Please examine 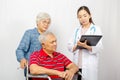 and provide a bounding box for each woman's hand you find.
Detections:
[72,40,87,52]
[20,58,27,69]
[73,40,92,52]
[77,40,92,51]
[77,40,87,47]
